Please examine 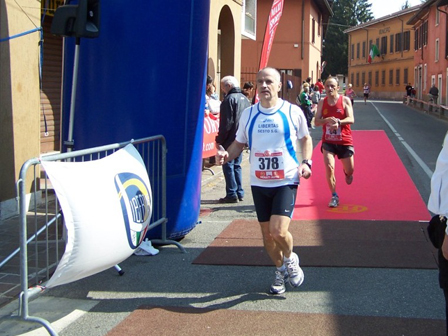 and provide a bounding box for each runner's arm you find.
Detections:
[216,140,246,165]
